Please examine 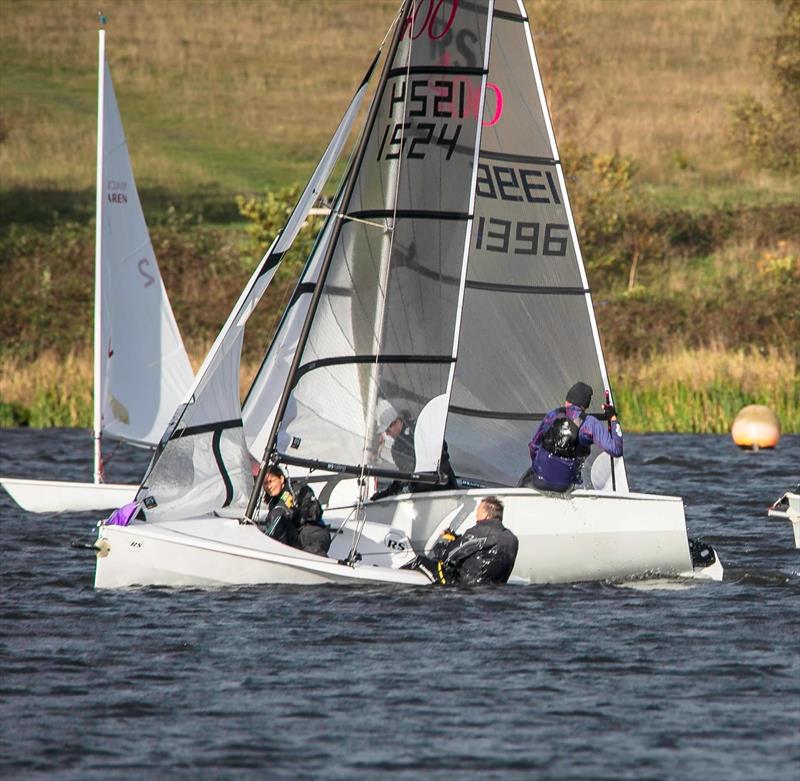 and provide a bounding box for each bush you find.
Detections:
[236,186,326,282]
